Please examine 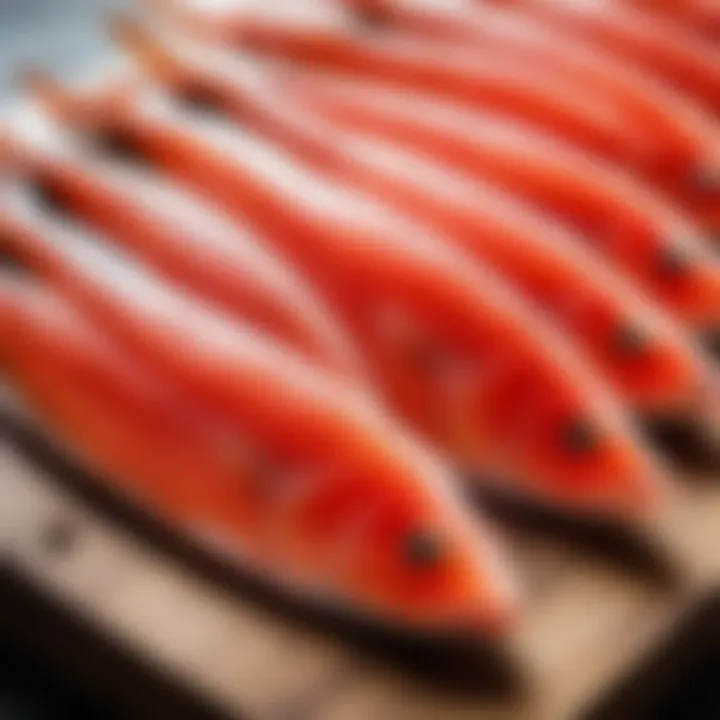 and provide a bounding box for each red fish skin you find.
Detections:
[150,0,639,162]
[1,273,518,635]
[26,73,678,520]
[148,4,716,215]
[2,139,365,382]
[482,0,720,113]
[113,25,713,420]
[265,70,720,333]
[337,0,720,210]
[638,1,720,42]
